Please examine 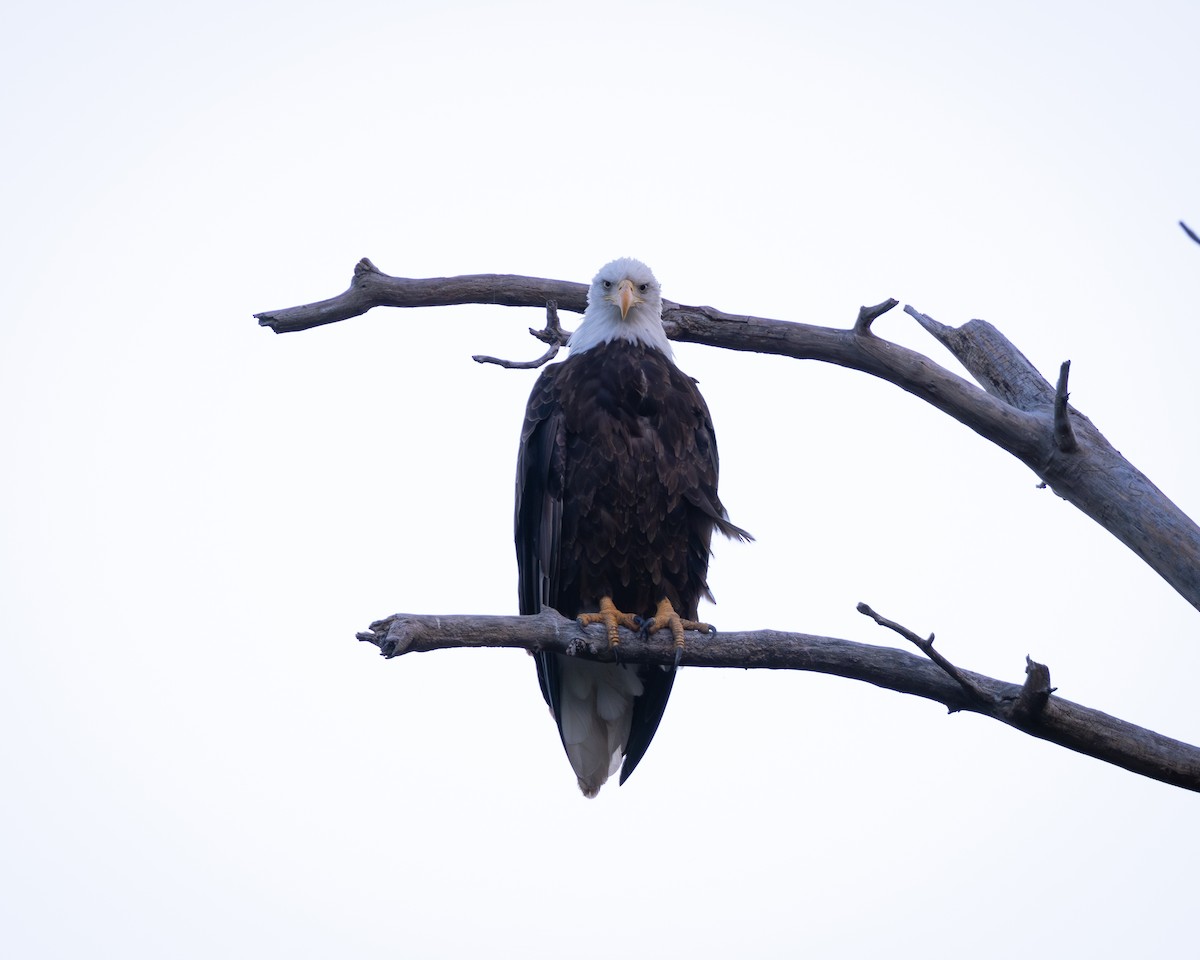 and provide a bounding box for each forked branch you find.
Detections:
[472,300,570,369]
